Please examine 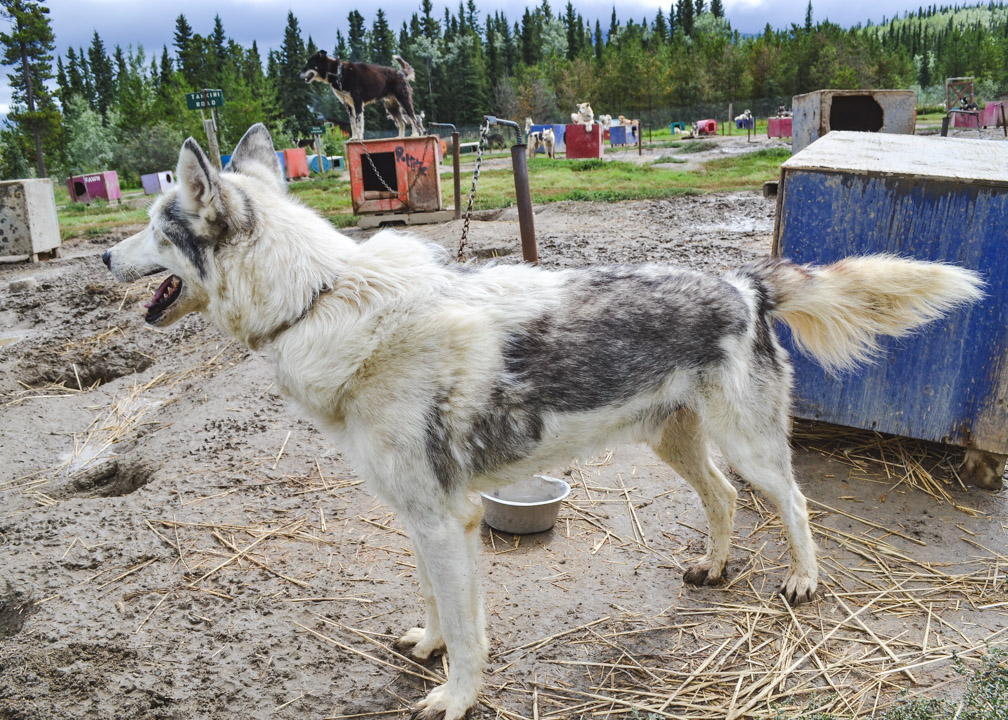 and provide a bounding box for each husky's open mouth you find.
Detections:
[145,274,182,323]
